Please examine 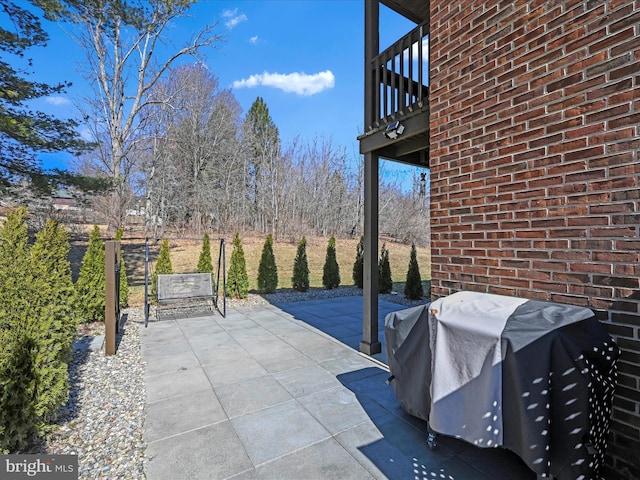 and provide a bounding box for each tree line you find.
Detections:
[82,64,430,246]
[1,1,429,247]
